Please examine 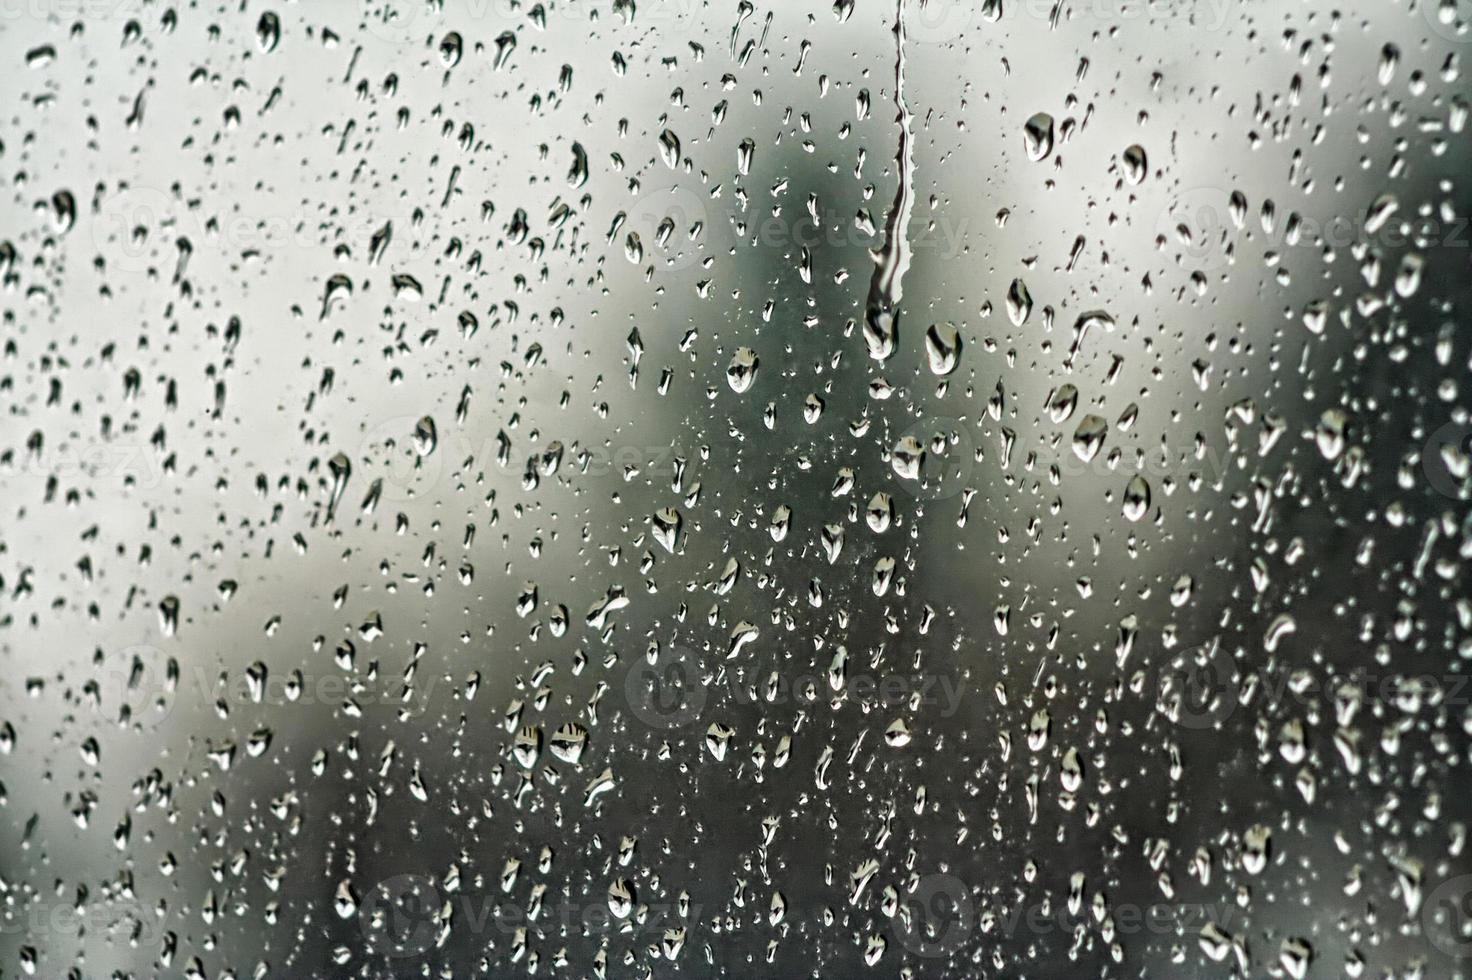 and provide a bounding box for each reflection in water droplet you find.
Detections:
[1023,112,1055,161]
